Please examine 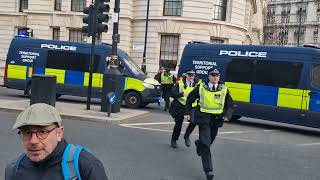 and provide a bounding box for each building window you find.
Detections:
[317,14,320,22]
[163,0,182,16]
[159,35,179,70]
[55,0,62,11]
[69,29,84,42]
[71,0,86,12]
[19,0,28,12]
[52,27,60,40]
[212,0,227,21]
[210,37,225,44]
